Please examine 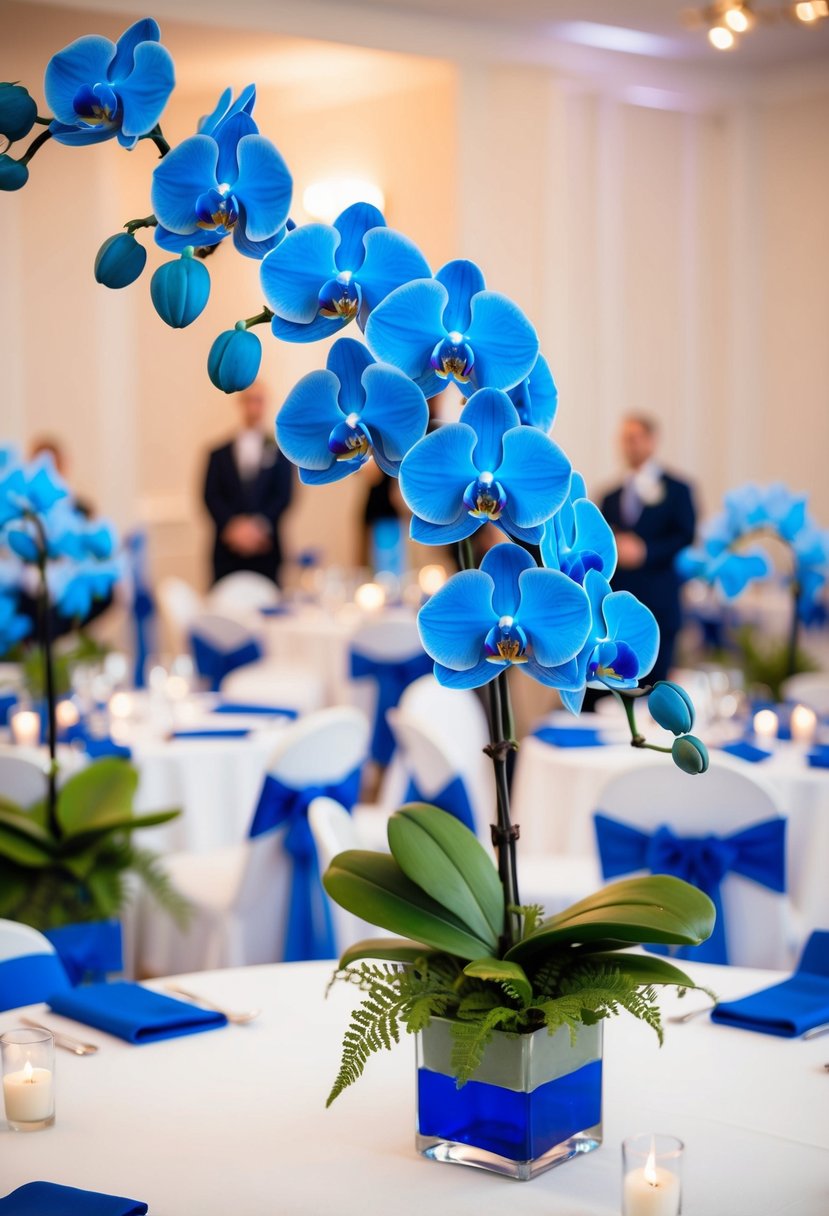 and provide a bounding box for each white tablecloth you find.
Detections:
[1,961,826,1214]
[511,724,829,931]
